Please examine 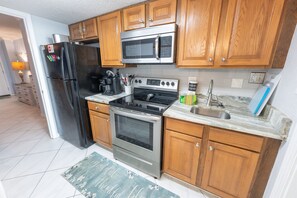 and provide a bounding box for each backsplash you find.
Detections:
[118,65,282,98]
